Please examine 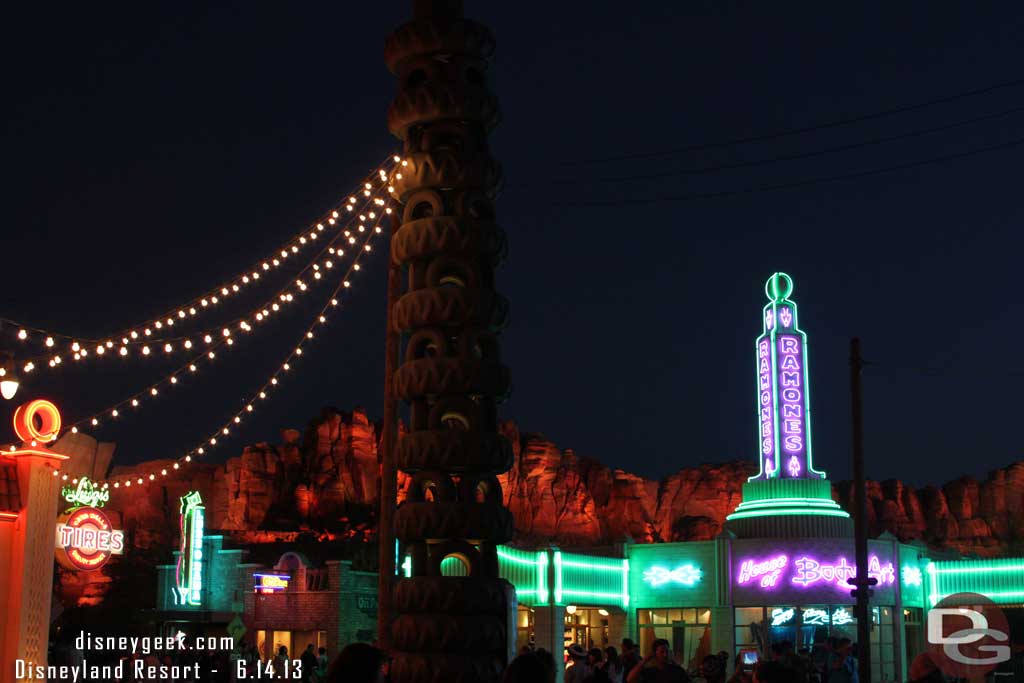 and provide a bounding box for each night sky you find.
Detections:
[2,3,1022,487]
